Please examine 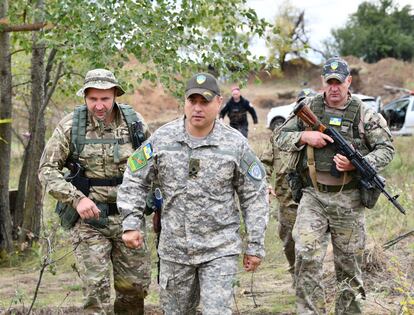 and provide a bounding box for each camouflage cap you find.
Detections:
[76,68,125,97]
[185,73,220,102]
[322,57,350,83]
[296,88,316,102]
